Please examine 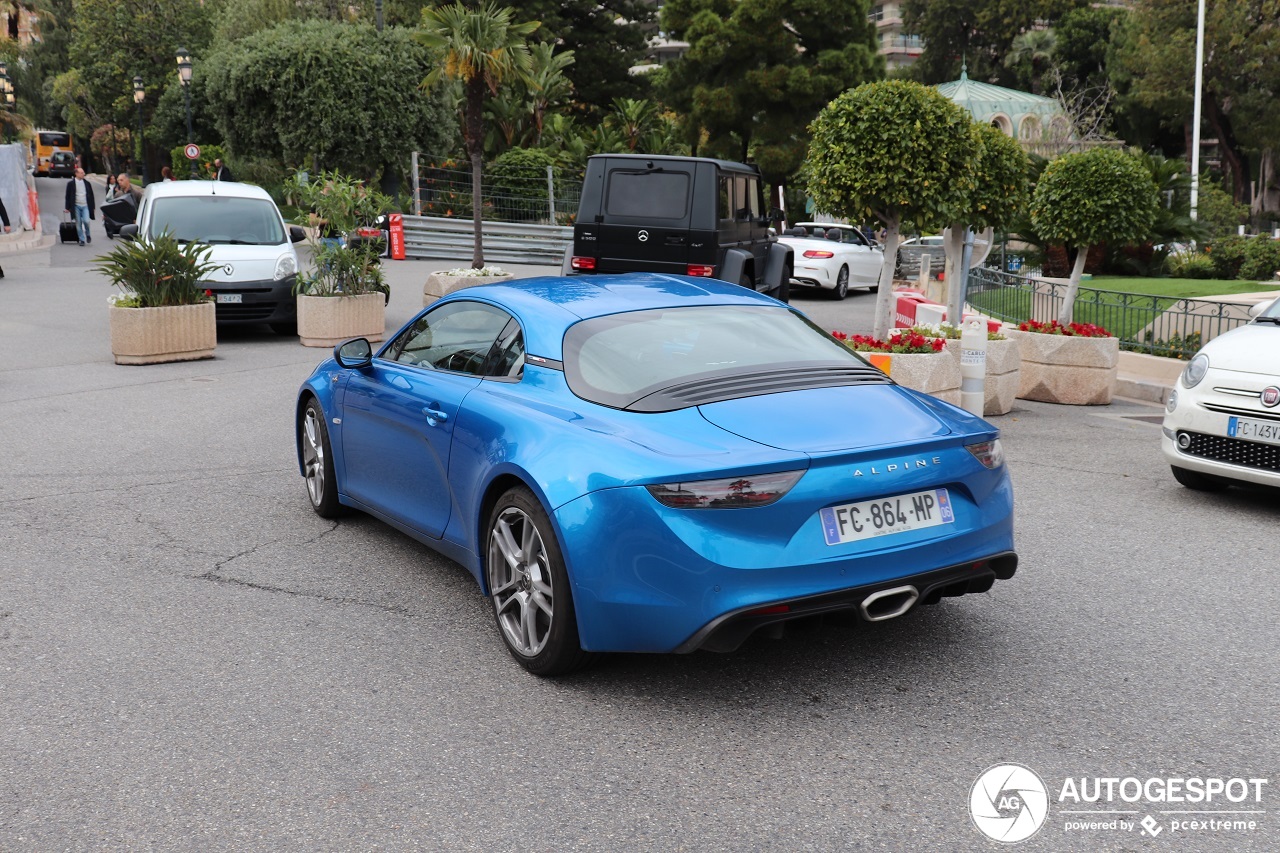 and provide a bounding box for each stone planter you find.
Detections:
[297,293,386,348]
[865,350,962,406]
[423,270,514,306]
[109,302,216,365]
[944,337,1022,416]
[1007,329,1119,405]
